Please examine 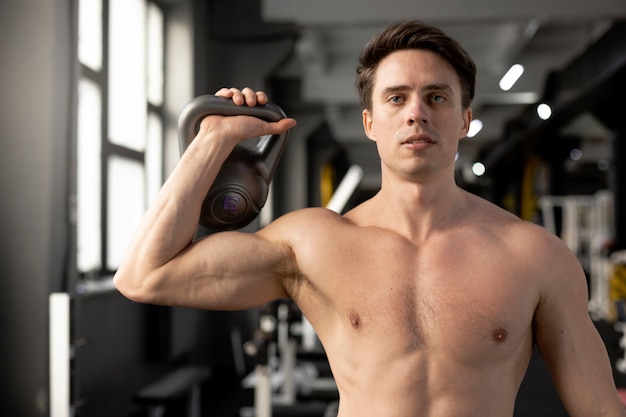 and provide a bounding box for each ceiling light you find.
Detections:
[598,159,610,171]
[537,103,552,120]
[472,162,486,177]
[569,148,582,161]
[466,119,483,138]
[499,64,524,91]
